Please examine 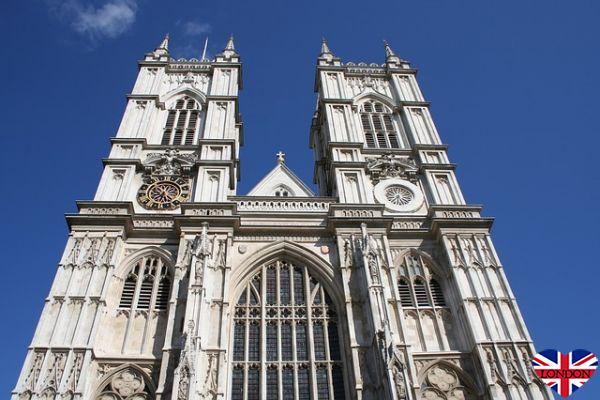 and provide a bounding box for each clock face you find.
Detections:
[137,176,190,210]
